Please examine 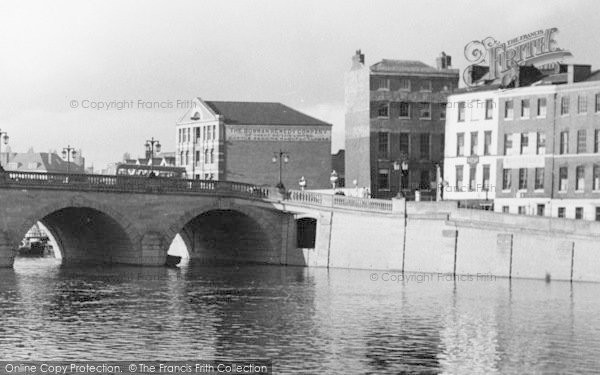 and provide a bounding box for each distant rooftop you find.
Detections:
[370,59,459,75]
[204,101,331,126]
